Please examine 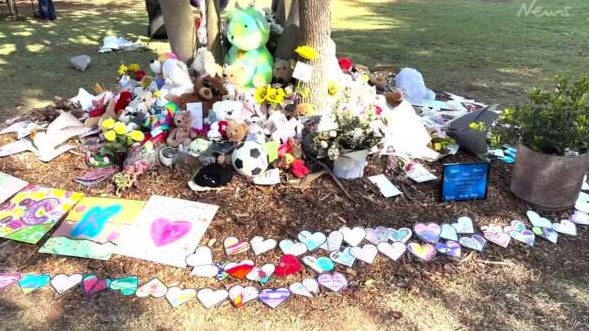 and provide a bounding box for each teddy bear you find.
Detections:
[225,120,248,143]
[208,100,248,124]
[149,53,194,97]
[272,59,293,86]
[167,111,195,147]
[169,75,227,117]
[191,47,222,79]
[225,4,274,88]
[120,90,154,130]
[222,63,250,99]
[237,88,267,120]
